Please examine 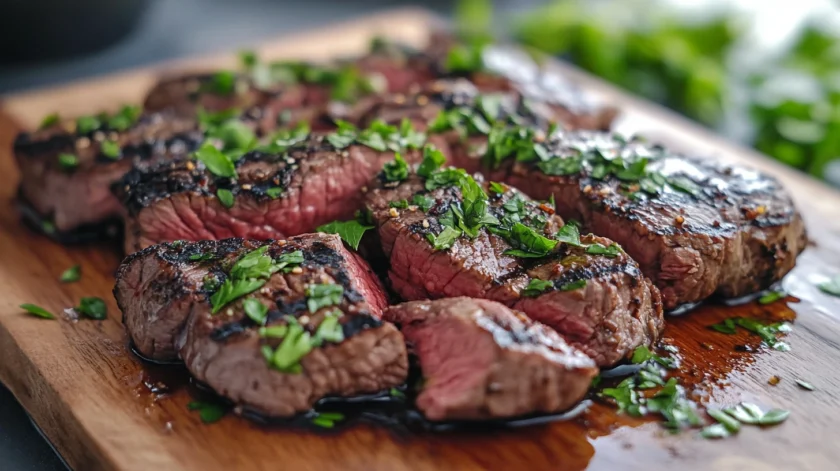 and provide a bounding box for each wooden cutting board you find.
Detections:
[2,8,840,471]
